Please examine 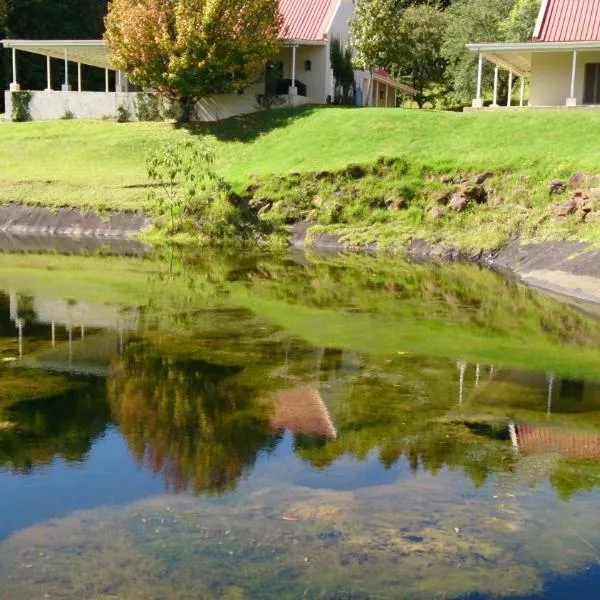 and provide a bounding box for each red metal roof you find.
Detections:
[535,0,600,42]
[278,0,339,41]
